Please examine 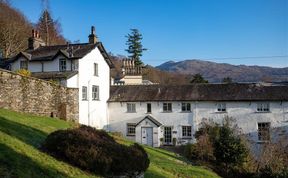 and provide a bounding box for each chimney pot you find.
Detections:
[91,26,95,35]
